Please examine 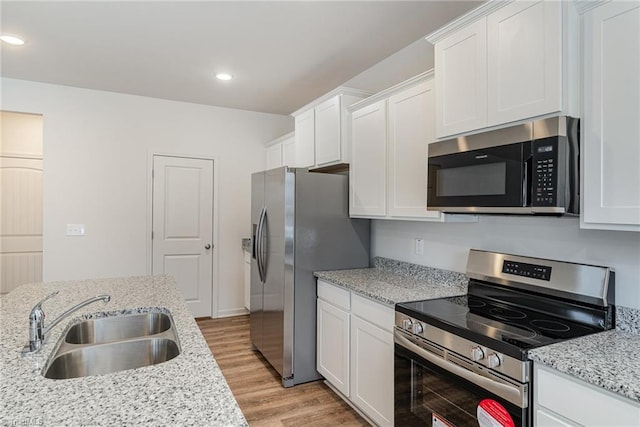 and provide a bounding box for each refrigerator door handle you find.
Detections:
[260,209,268,280]
[256,206,267,283]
